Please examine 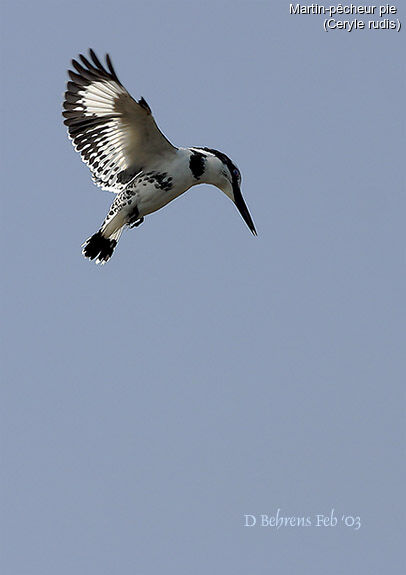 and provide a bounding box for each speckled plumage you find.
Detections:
[63,50,256,264]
